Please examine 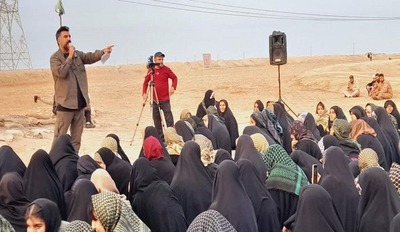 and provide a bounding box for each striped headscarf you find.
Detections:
[262,144,309,195]
[91,192,140,232]
[0,215,15,232]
